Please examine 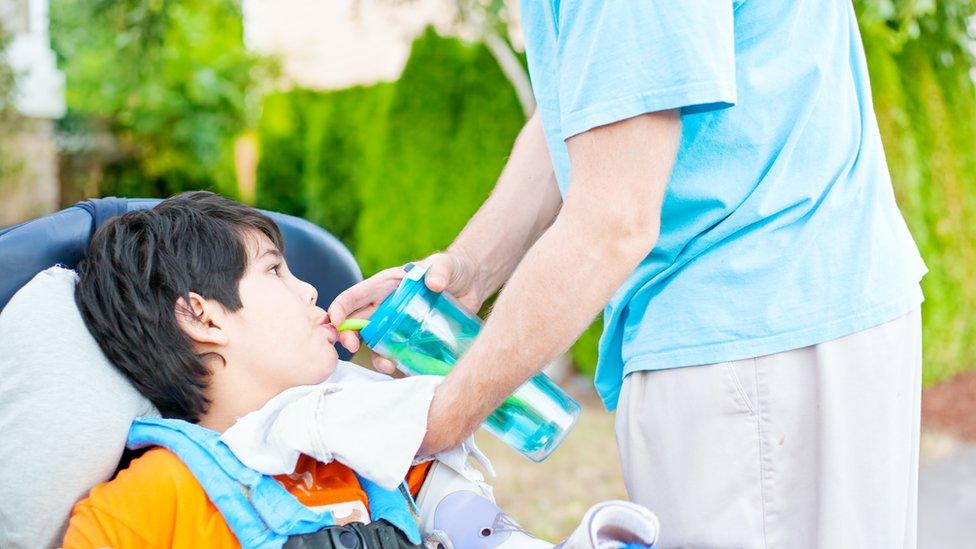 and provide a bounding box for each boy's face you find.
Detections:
[219,232,340,394]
